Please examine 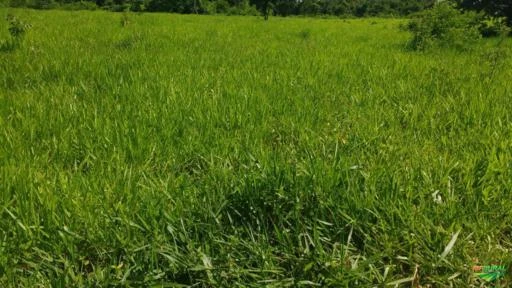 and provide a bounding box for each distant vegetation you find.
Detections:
[2,0,436,15]
[2,0,511,25]
[406,2,510,50]
[2,0,511,40]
